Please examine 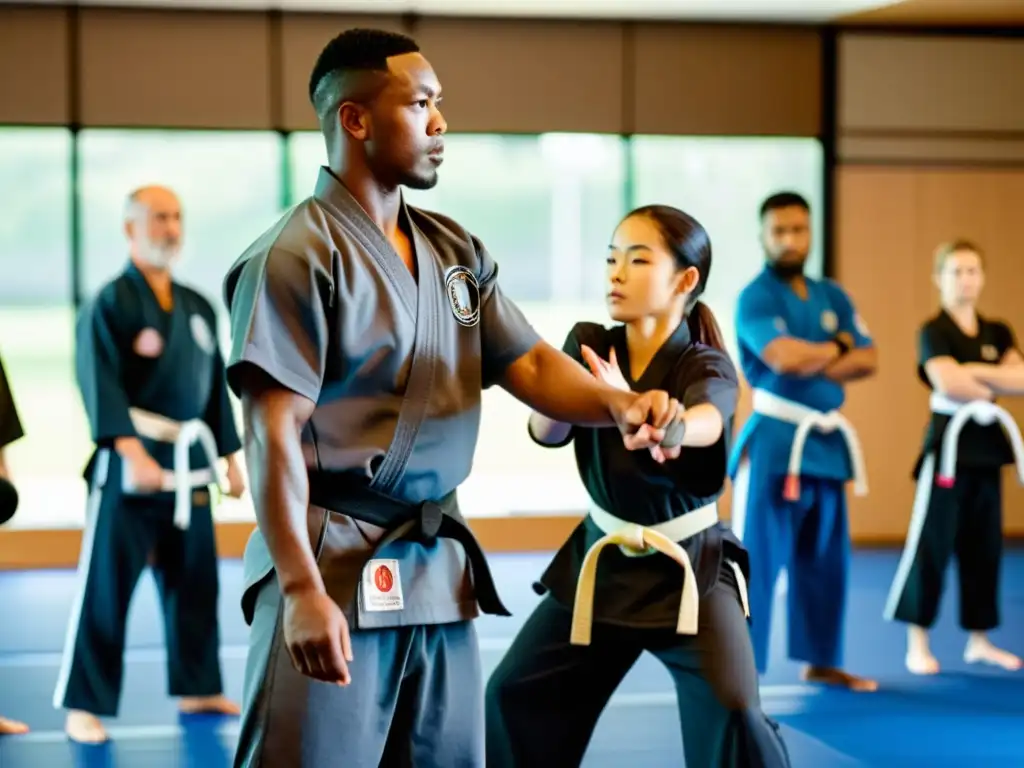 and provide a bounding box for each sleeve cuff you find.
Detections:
[92,423,139,445]
[484,330,543,389]
[527,418,574,449]
[226,347,322,404]
[217,434,243,457]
